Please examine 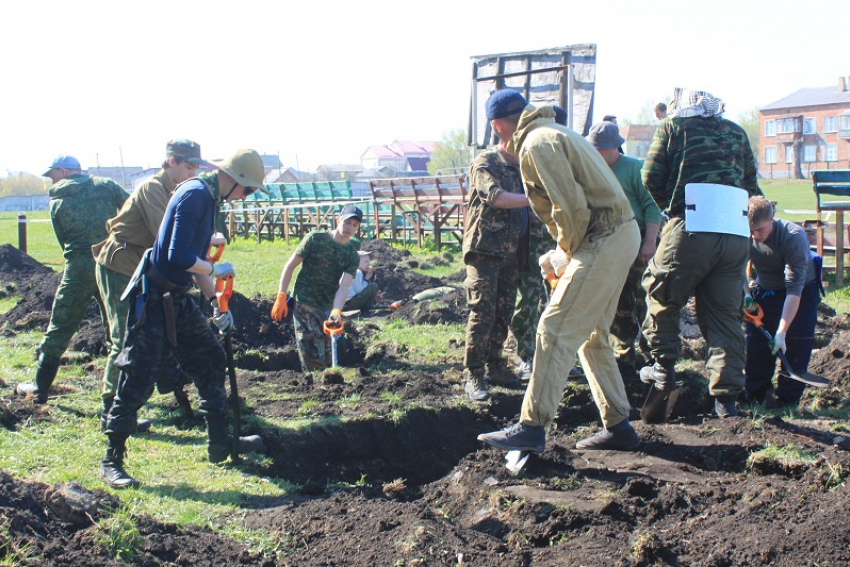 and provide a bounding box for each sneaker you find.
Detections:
[463,369,489,401]
[516,359,533,382]
[575,420,640,451]
[640,361,676,386]
[485,361,522,388]
[477,422,546,453]
[714,398,738,418]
